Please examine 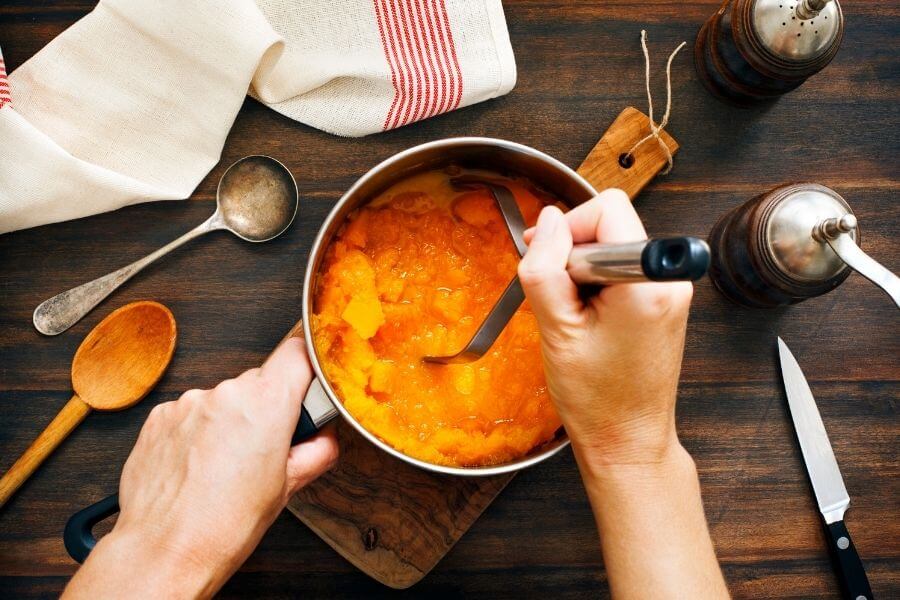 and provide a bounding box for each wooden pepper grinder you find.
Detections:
[709,183,900,308]
[695,0,844,104]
